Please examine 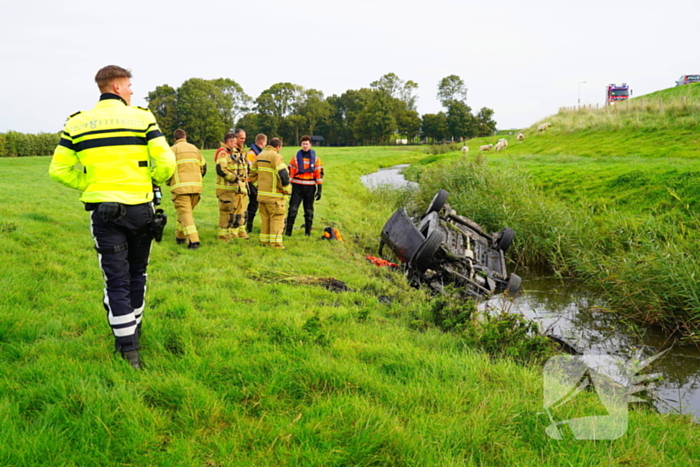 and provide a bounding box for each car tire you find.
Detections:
[424,189,449,217]
[411,229,445,271]
[496,228,515,252]
[506,273,522,295]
